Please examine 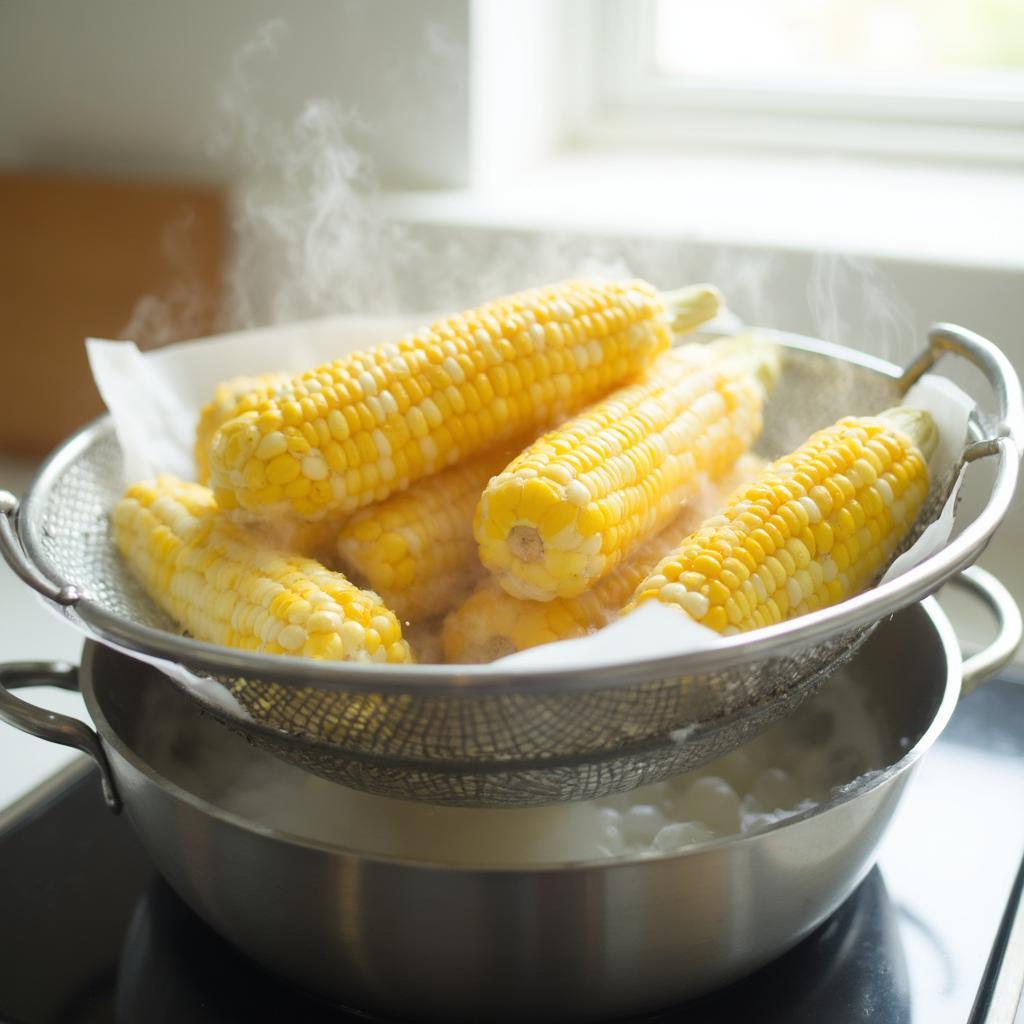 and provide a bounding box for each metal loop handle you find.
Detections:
[0,492,79,606]
[900,323,1024,455]
[946,567,1023,698]
[0,660,120,812]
